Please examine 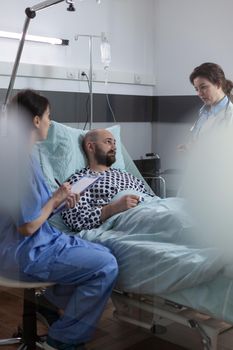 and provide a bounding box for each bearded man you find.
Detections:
[61,129,152,231]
